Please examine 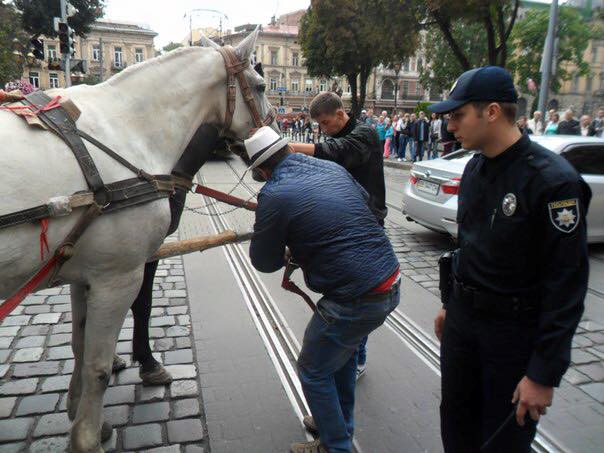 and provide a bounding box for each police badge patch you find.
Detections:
[548,199,580,233]
[502,193,517,216]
